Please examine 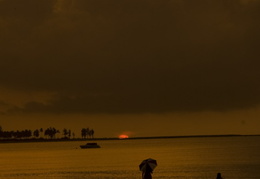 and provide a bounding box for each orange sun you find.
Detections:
[119,134,129,139]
